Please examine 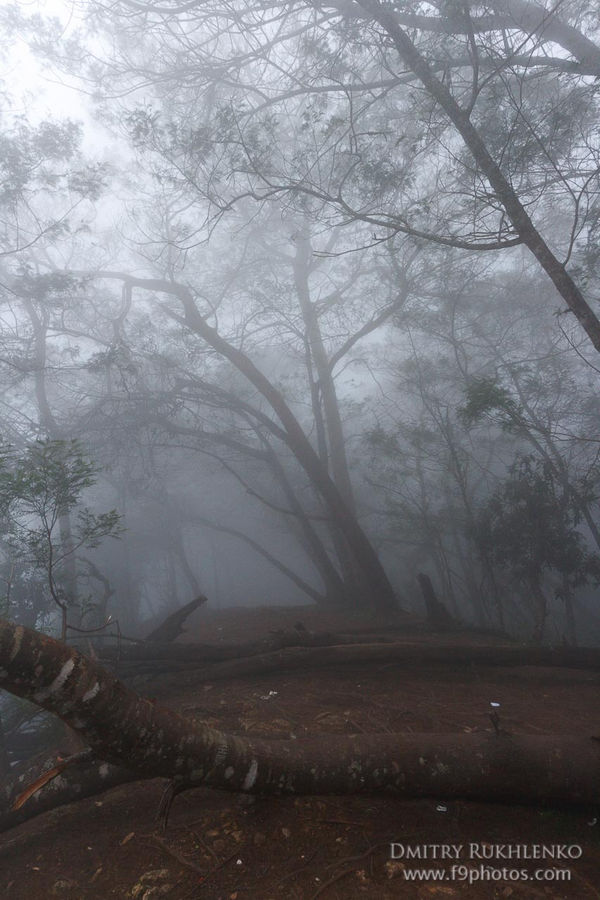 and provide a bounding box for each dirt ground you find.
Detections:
[1,605,599,899]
